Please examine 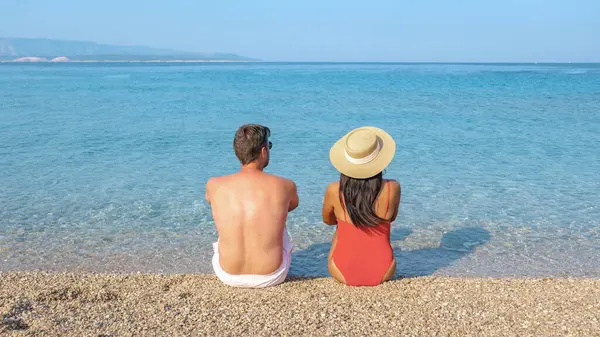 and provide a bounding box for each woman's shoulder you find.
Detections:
[324,181,341,206]
[384,178,399,186]
[384,179,401,202]
[384,179,401,193]
[326,181,340,194]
